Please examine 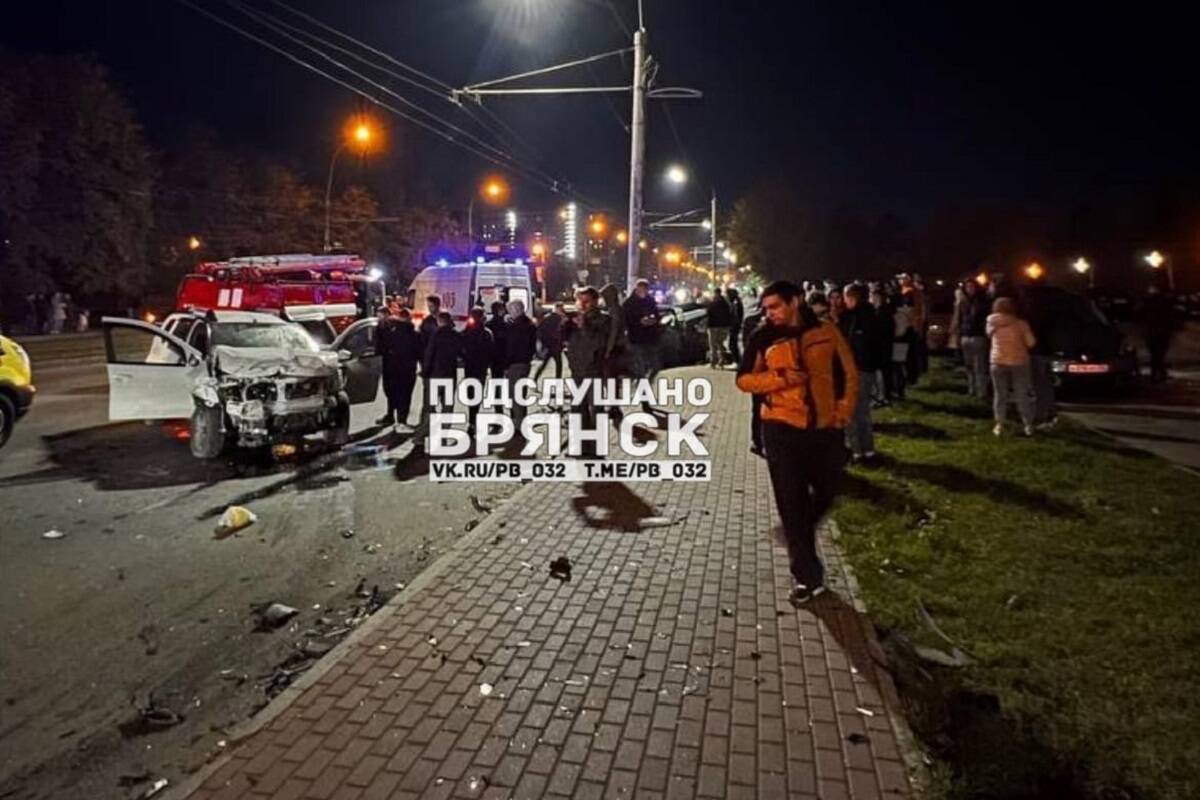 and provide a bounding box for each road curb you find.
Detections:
[163,472,540,800]
[825,517,929,794]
